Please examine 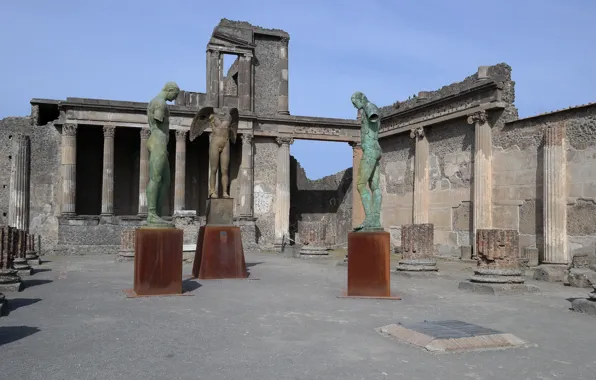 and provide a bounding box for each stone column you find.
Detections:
[174,130,187,212]
[349,142,365,228]
[543,123,567,264]
[206,49,221,108]
[410,127,429,223]
[101,125,115,216]
[467,111,492,252]
[8,135,31,231]
[277,37,290,115]
[61,123,77,215]
[238,133,254,217]
[274,137,293,250]
[138,128,150,216]
[238,54,253,112]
